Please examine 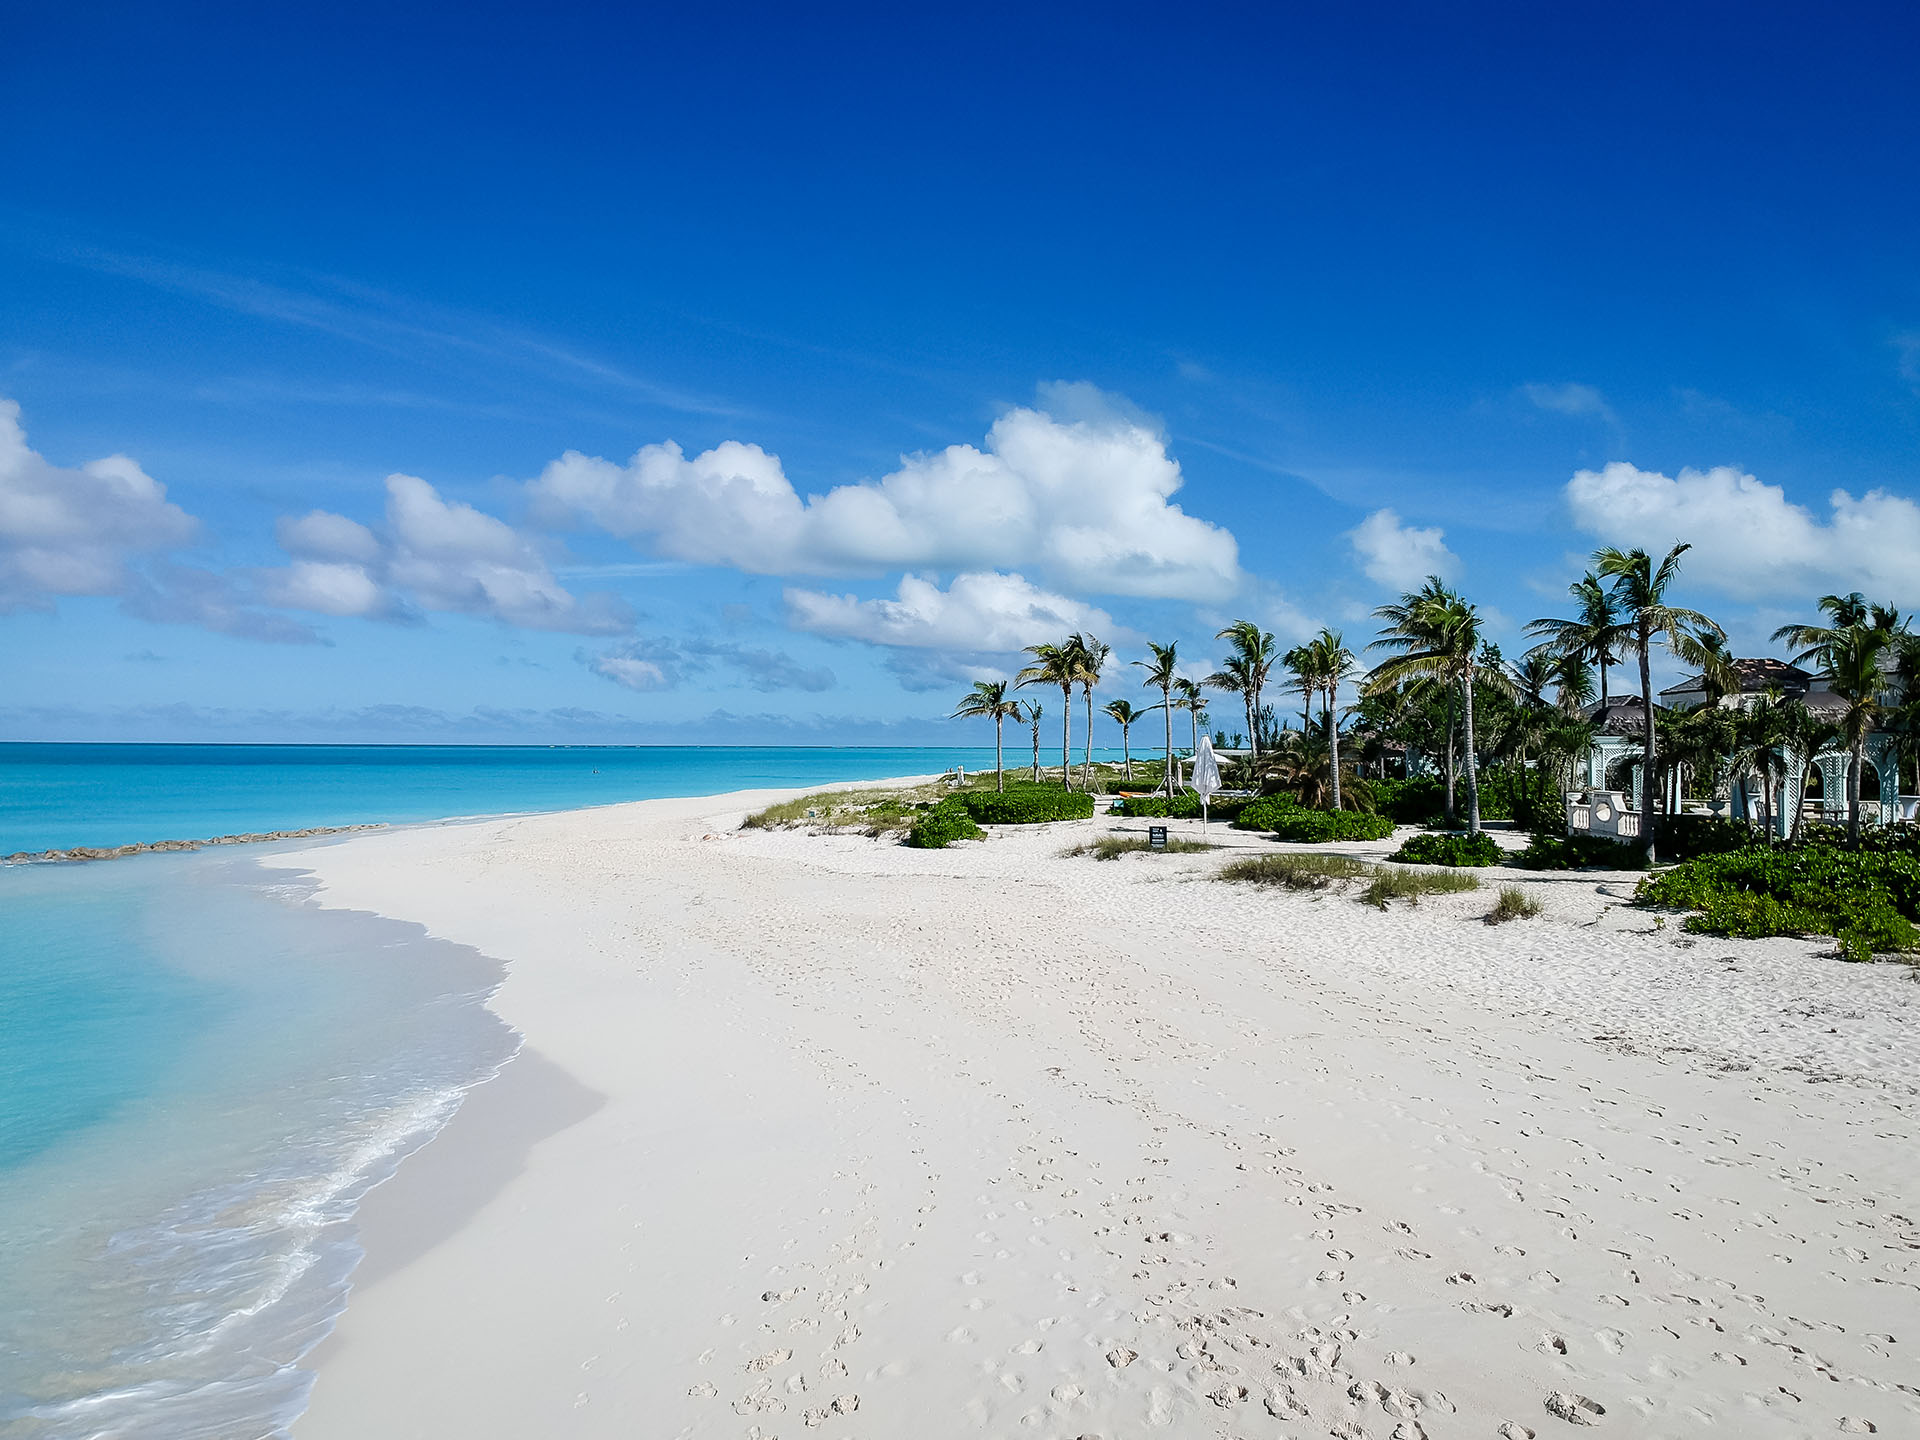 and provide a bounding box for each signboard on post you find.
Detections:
[1148,825,1168,850]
